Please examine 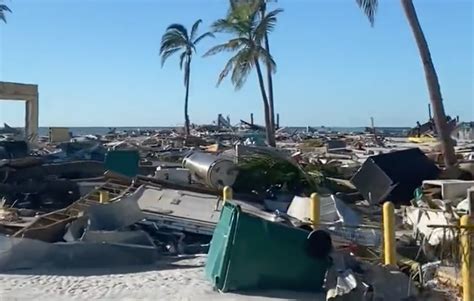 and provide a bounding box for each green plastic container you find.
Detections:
[104,150,139,177]
[205,202,331,292]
